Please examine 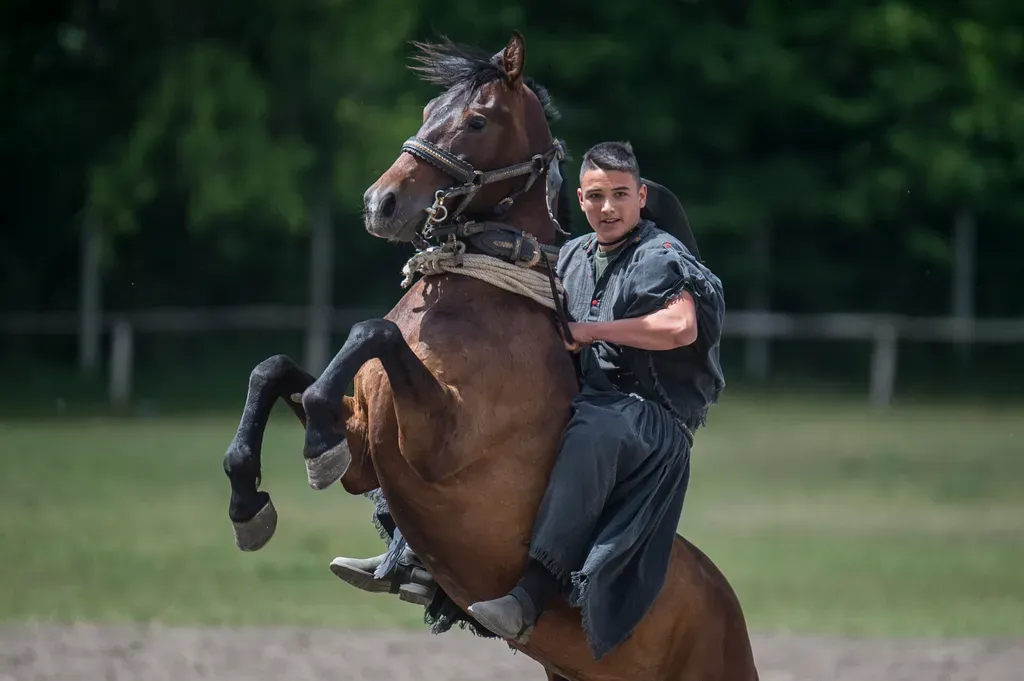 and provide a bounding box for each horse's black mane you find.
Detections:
[409,37,574,237]
[410,37,561,122]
